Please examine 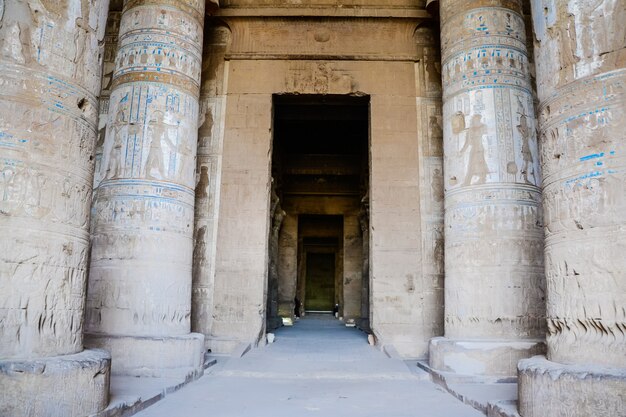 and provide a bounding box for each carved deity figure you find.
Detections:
[106,109,126,179]
[431,168,444,203]
[460,114,489,186]
[517,114,537,185]
[429,115,443,155]
[197,165,209,199]
[145,111,174,180]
